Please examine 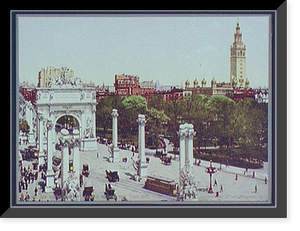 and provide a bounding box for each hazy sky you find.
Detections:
[18,14,270,88]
